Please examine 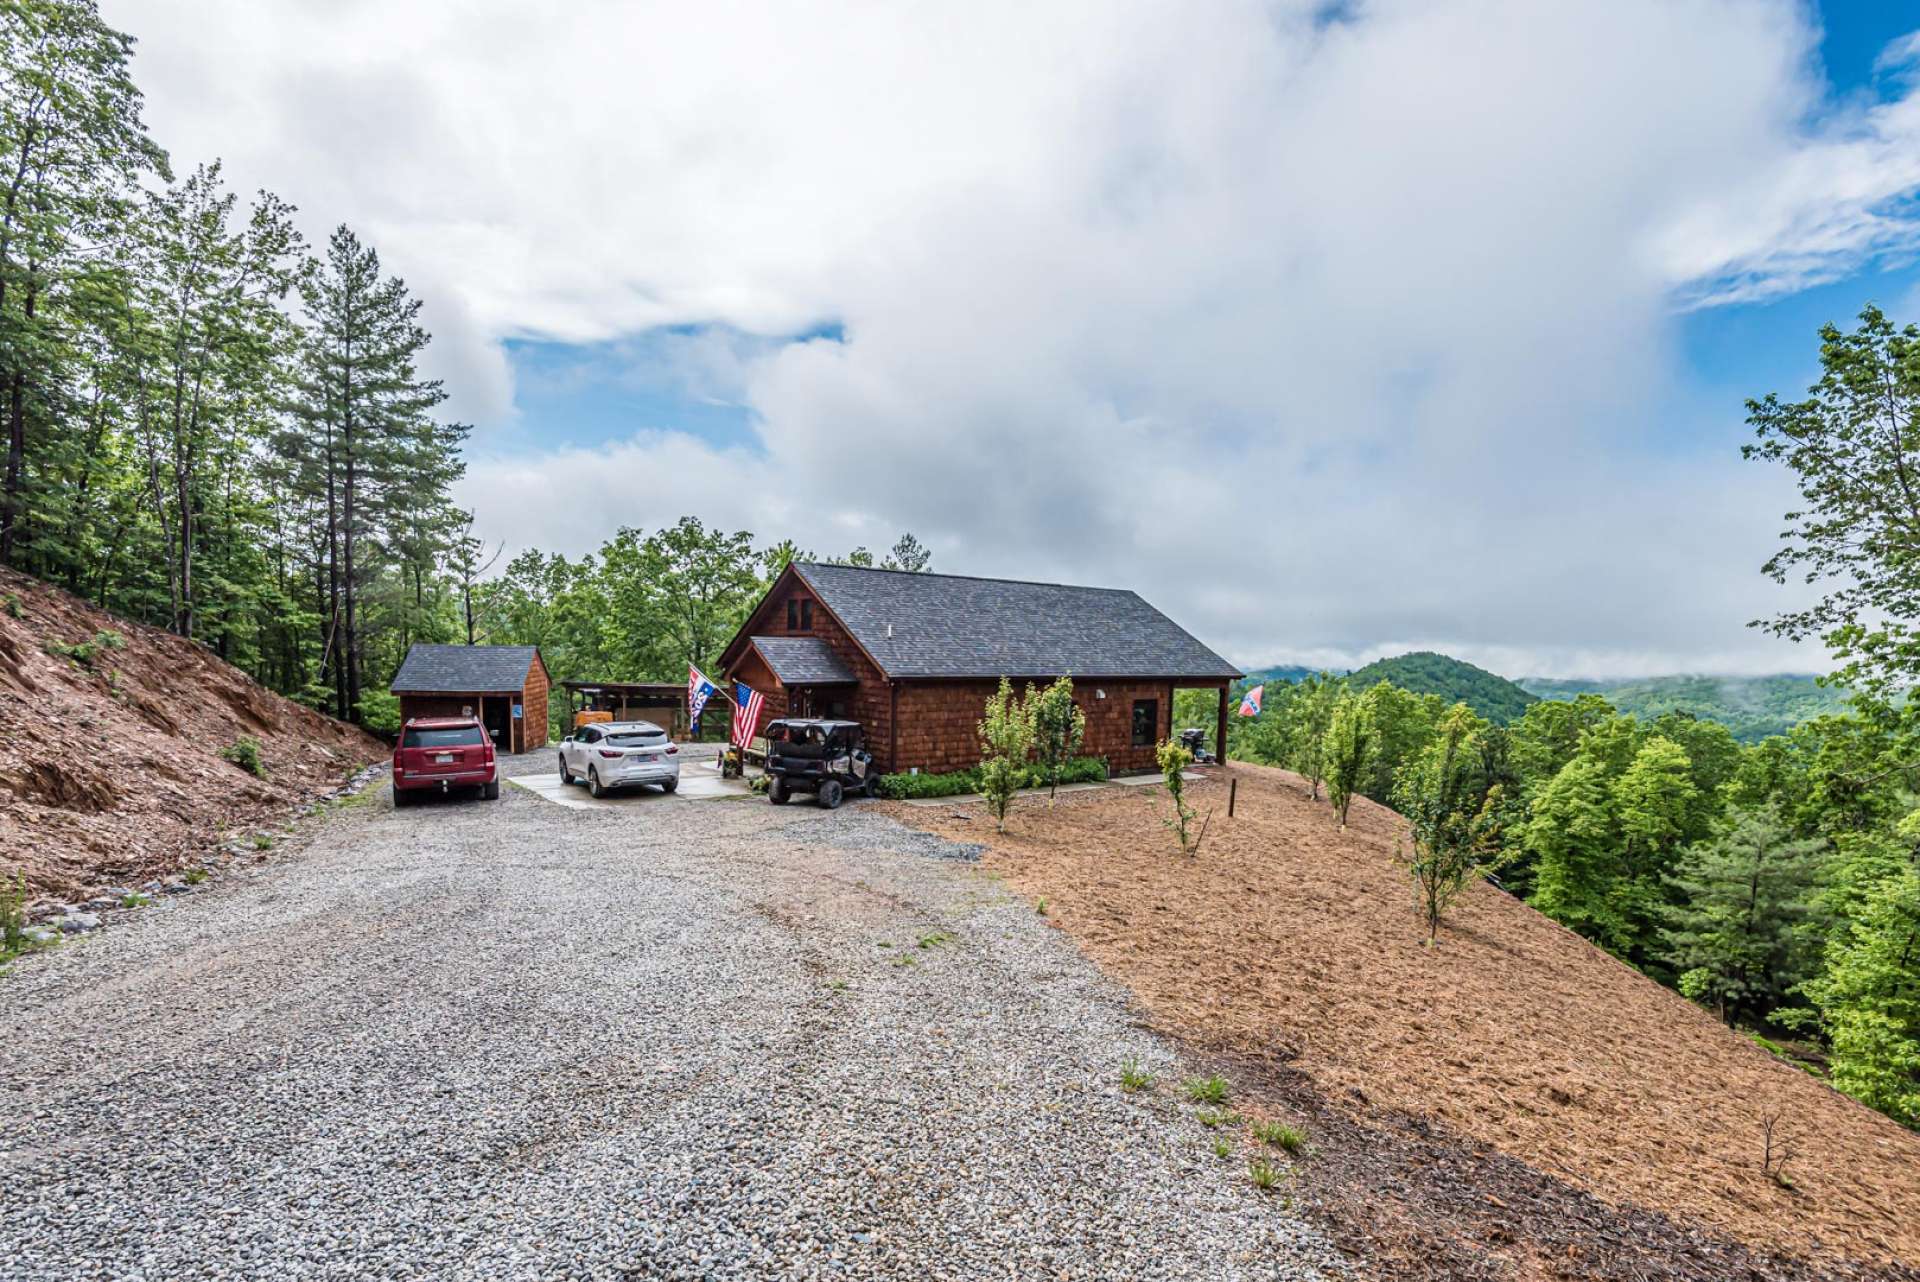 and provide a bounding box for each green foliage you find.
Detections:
[1345,651,1538,725]
[1745,306,1920,697]
[1521,674,1852,744]
[1119,1059,1154,1092]
[1797,870,1920,1127]
[44,629,122,667]
[1252,1119,1306,1154]
[2,592,20,619]
[1397,704,1509,943]
[1322,688,1375,827]
[874,755,1105,800]
[1663,807,1827,1027]
[1248,1157,1286,1192]
[1156,737,1203,852]
[977,677,1035,832]
[1181,1074,1228,1104]
[219,735,267,779]
[355,688,402,736]
[1029,675,1087,804]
